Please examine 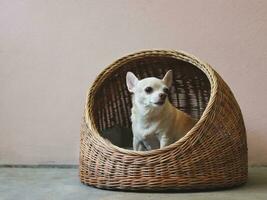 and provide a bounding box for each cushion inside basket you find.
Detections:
[94,56,211,148]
